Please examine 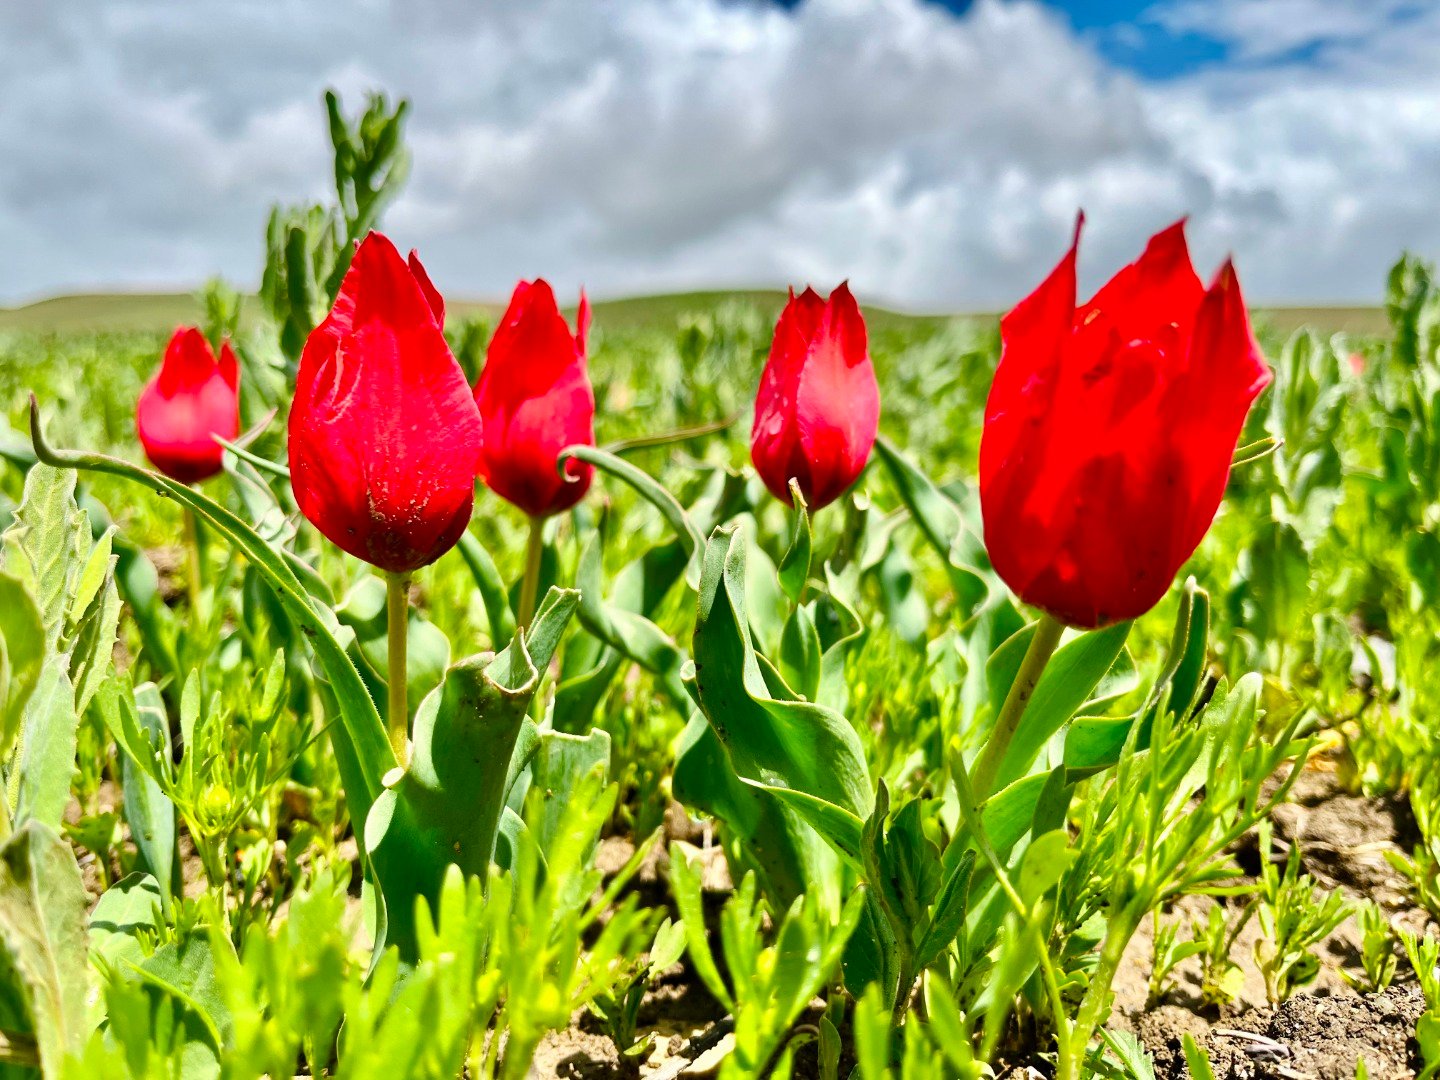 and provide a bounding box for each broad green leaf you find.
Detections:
[777,605,822,702]
[572,534,688,707]
[757,784,865,863]
[89,873,163,969]
[0,822,90,1076]
[130,938,232,1079]
[0,575,43,759]
[13,661,77,831]
[672,714,821,907]
[692,525,872,819]
[528,727,612,855]
[2,465,82,649]
[363,588,578,960]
